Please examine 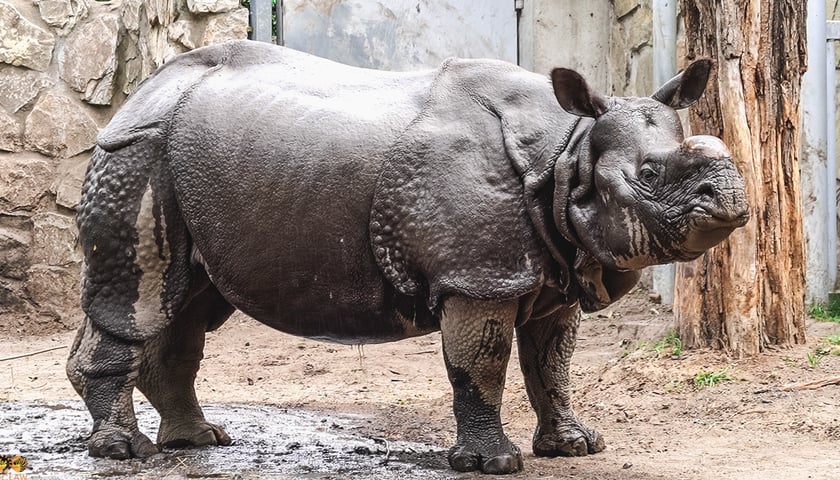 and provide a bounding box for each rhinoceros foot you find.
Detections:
[532,420,605,457]
[88,425,159,459]
[158,420,232,448]
[448,436,523,474]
